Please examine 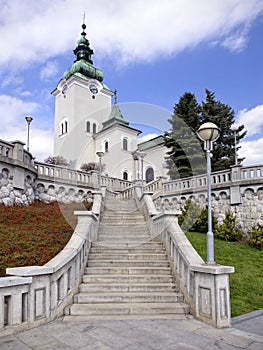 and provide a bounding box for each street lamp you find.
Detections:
[197,122,220,264]
[25,116,33,152]
[137,151,146,193]
[96,151,104,190]
[231,124,239,165]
